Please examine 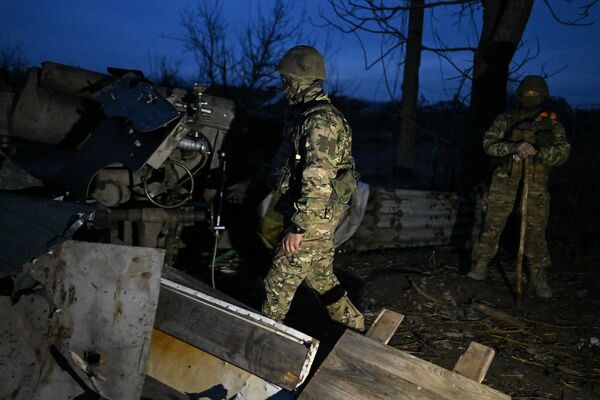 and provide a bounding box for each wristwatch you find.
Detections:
[290,225,306,234]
